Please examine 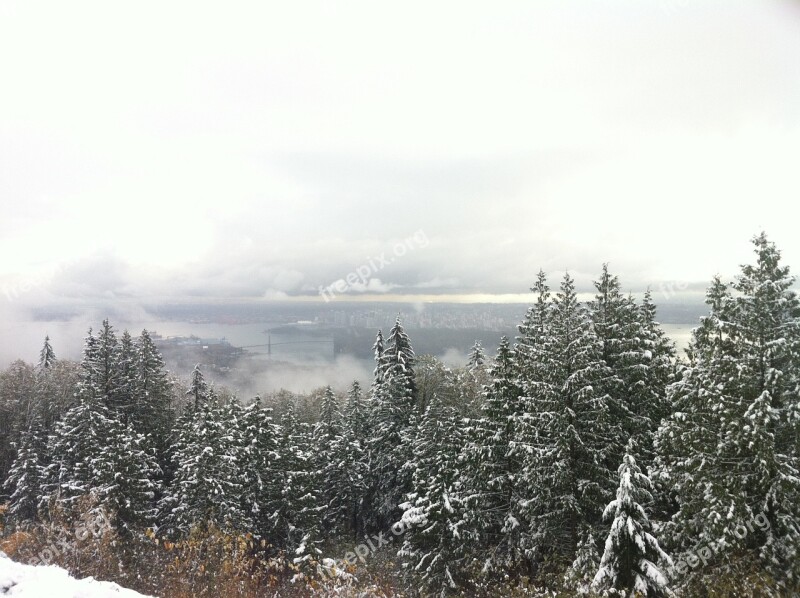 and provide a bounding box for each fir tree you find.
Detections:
[42,371,159,532]
[159,390,246,536]
[588,265,644,463]
[655,234,800,586]
[187,364,209,409]
[270,401,322,562]
[37,335,56,371]
[398,393,468,595]
[238,395,281,541]
[112,330,137,423]
[366,318,418,529]
[314,386,346,533]
[467,340,486,371]
[133,329,173,453]
[515,272,620,563]
[344,380,367,442]
[593,445,671,597]
[372,329,386,386]
[96,319,119,409]
[4,420,45,523]
[102,419,161,532]
[335,381,369,538]
[315,386,341,443]
[564,531,601,594]
[384,316,417,404]
[461,336,526,578]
